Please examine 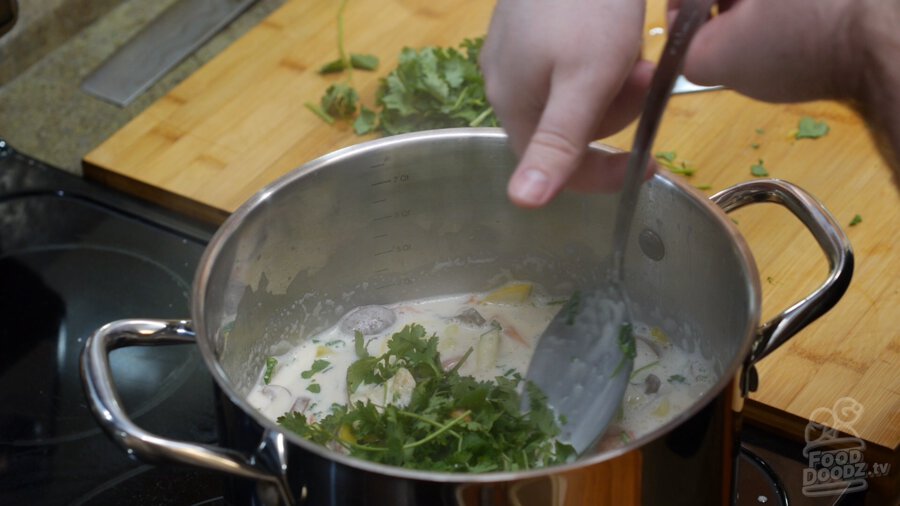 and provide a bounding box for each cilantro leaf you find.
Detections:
[301,359,331,379]
[655,151,677,163]
[277,411,309,434]
[612,323,636,377]
[263,357,278,385]
[796,117,830,139]
[750,159,769,177]
[307,383,321,393]
[849,214,862,227]
[350,53,379,71]
[346,356,379,393]
[354,330,369,358]
[318,58,347,74]
[668,374,687,384]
